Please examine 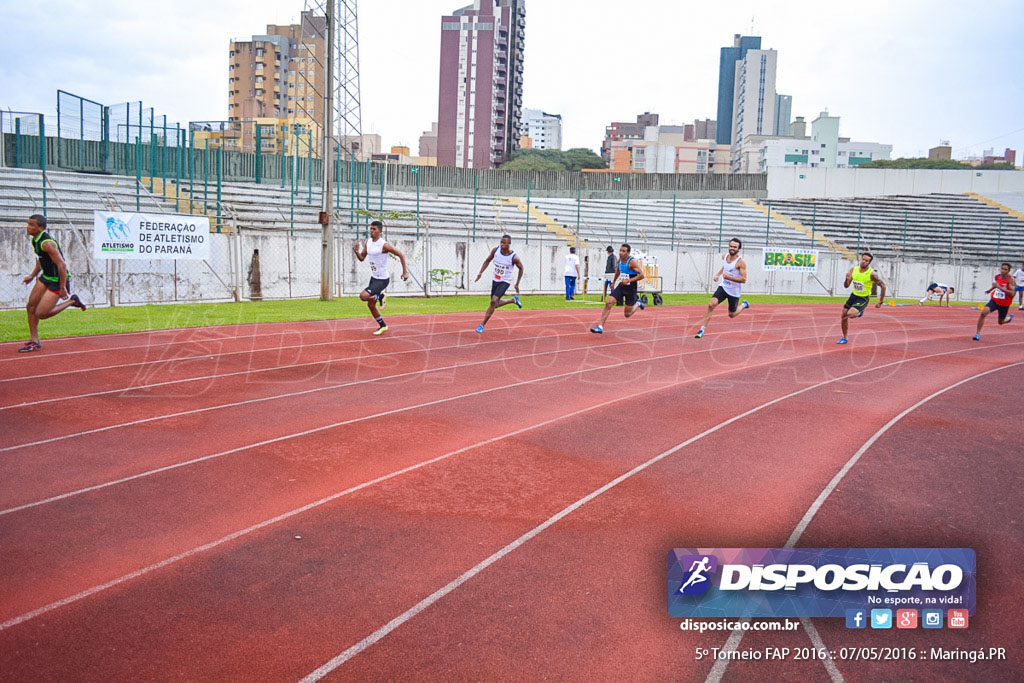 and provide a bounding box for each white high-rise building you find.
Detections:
[520,109,562,150]
[730,48,777,172]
